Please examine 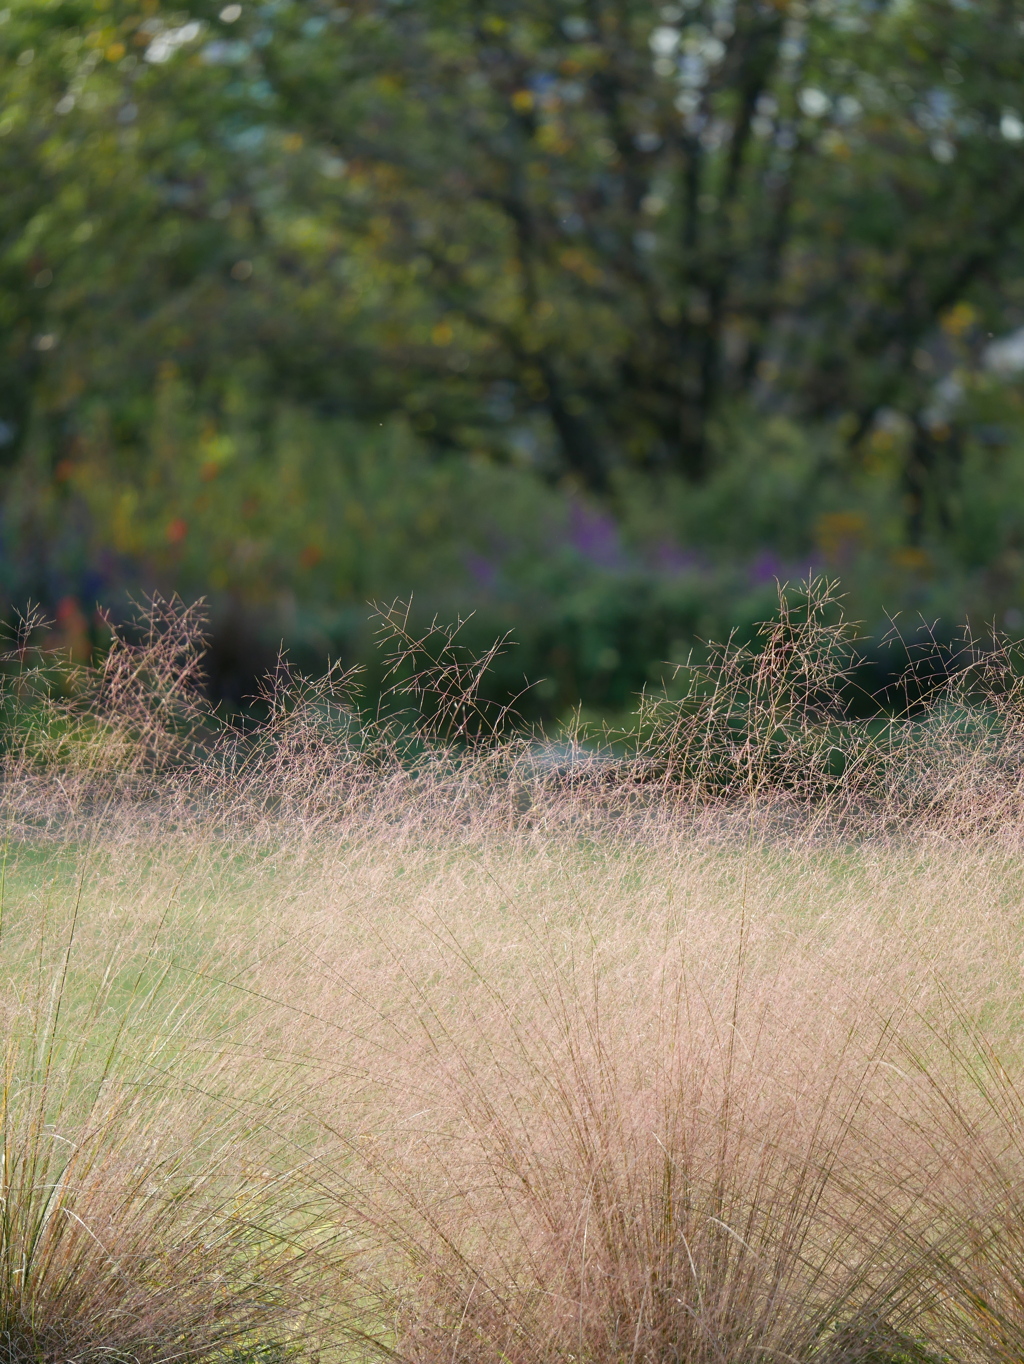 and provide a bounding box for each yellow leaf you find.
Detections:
[941,301,978,336]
